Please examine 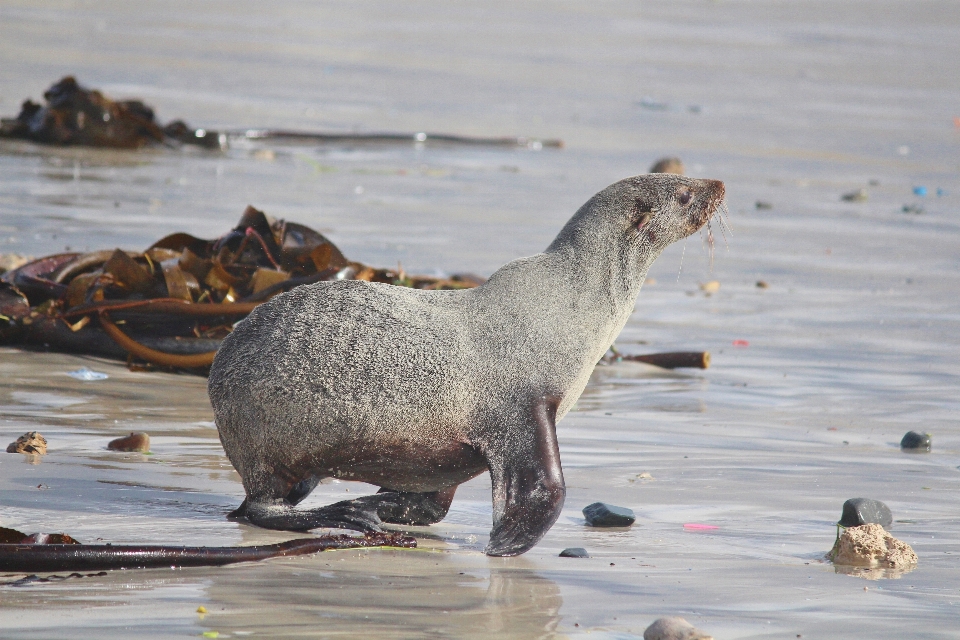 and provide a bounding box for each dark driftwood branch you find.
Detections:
[232,129,563,148]
[0,532,416,573]
[607,351,711,369]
